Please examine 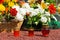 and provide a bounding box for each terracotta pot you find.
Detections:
[28,28,34,37]
[41,25,50,37]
